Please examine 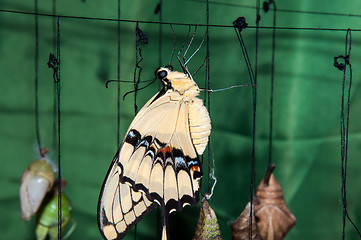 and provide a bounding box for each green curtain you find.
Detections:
[1,0,361,239]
